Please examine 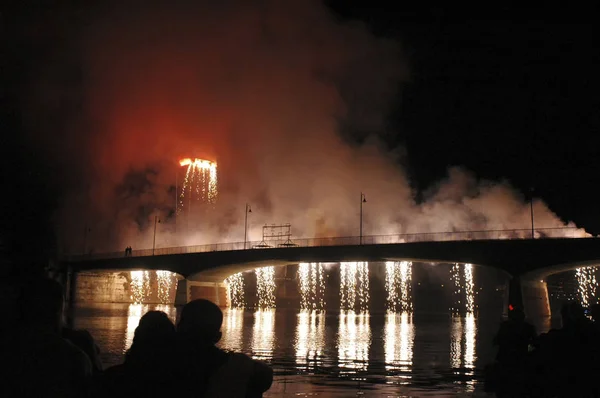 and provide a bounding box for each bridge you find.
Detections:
[62,228,599,317]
